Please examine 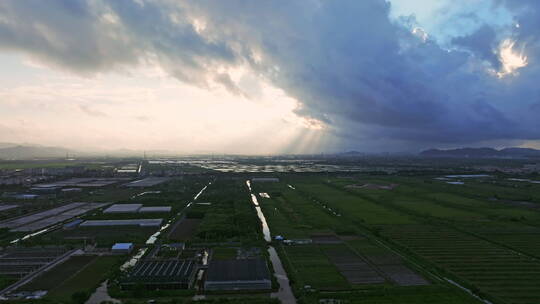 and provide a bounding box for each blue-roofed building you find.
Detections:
[63,219,83,230]
[112,243,134,254]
